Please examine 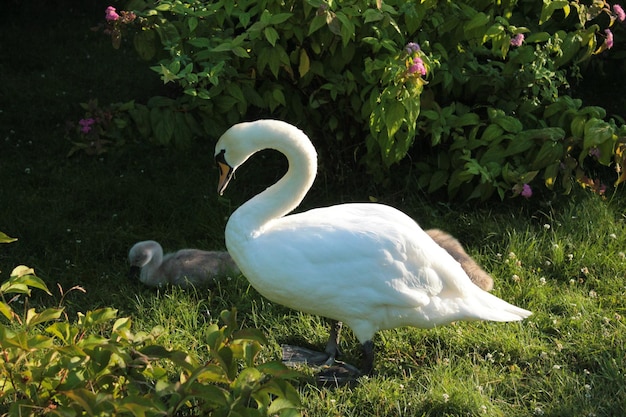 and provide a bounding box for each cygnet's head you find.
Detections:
[128,241,164,281]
